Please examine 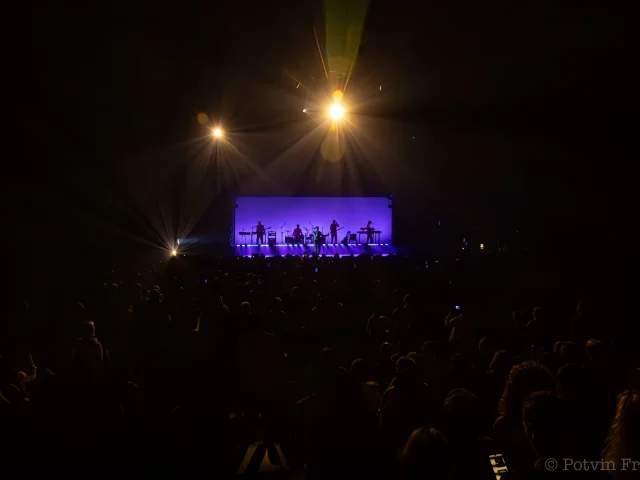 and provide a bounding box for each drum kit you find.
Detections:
[282,225,319,245]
